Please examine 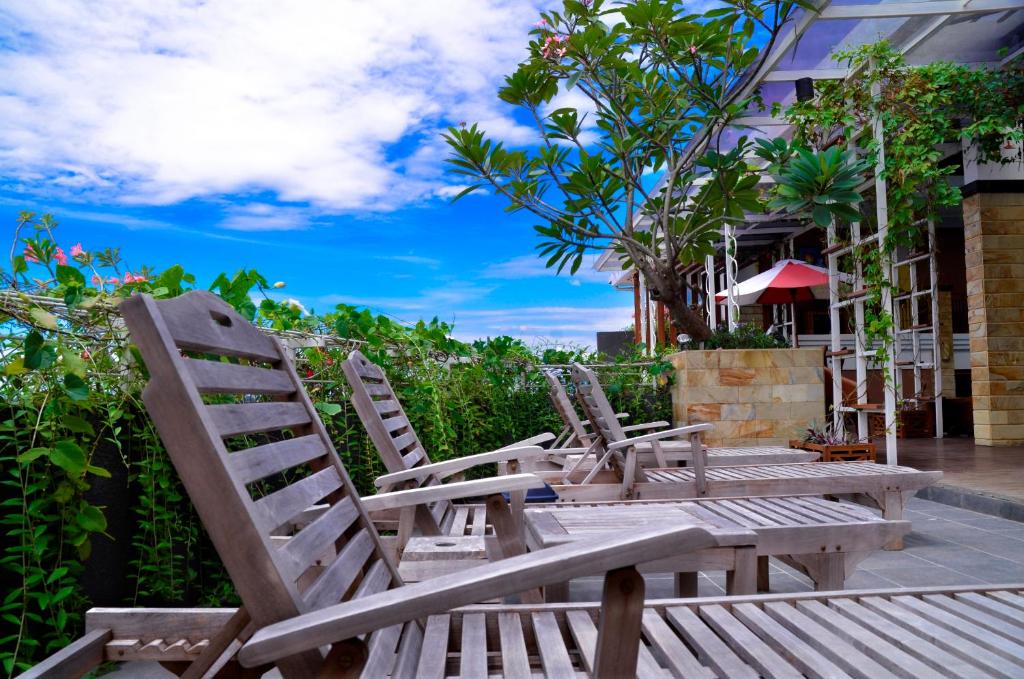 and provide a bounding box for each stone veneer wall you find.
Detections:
[964,191,1024,446]
[669,348,825,447]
